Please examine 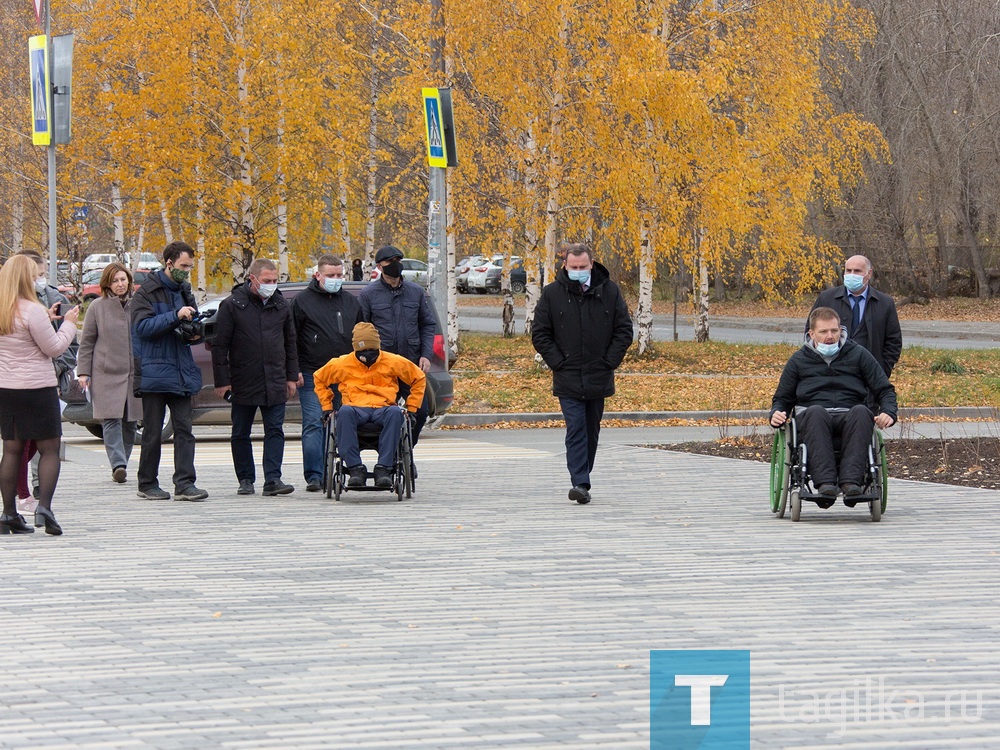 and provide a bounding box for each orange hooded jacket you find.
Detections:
[313,350,426,412]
